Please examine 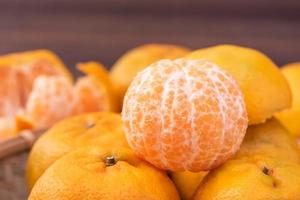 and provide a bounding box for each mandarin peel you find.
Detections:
[122,58,248,172]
